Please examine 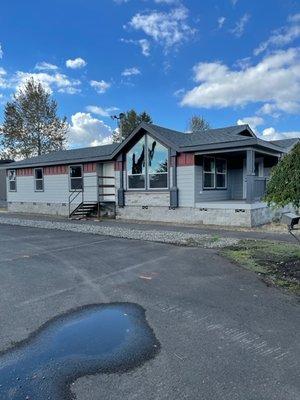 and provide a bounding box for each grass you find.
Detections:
[222,240,300,295]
